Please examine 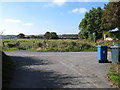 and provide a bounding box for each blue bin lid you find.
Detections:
[97,45,108,48]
